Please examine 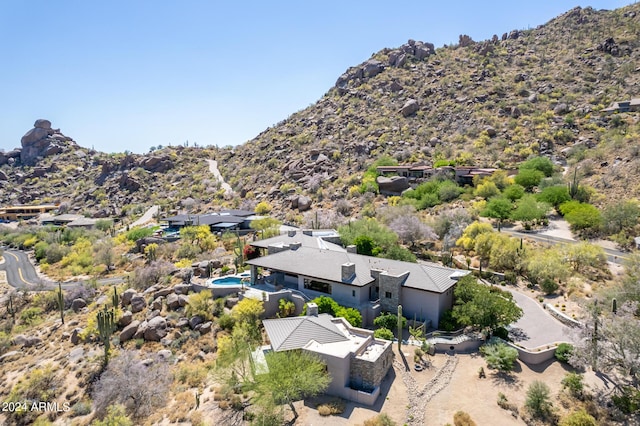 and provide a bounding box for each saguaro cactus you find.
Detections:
[8,294,15,323]
[397,305,403,351]
[112,287,119,308]
[612,298,617,314]
[57,282,65,325]
[97,305,116,365]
